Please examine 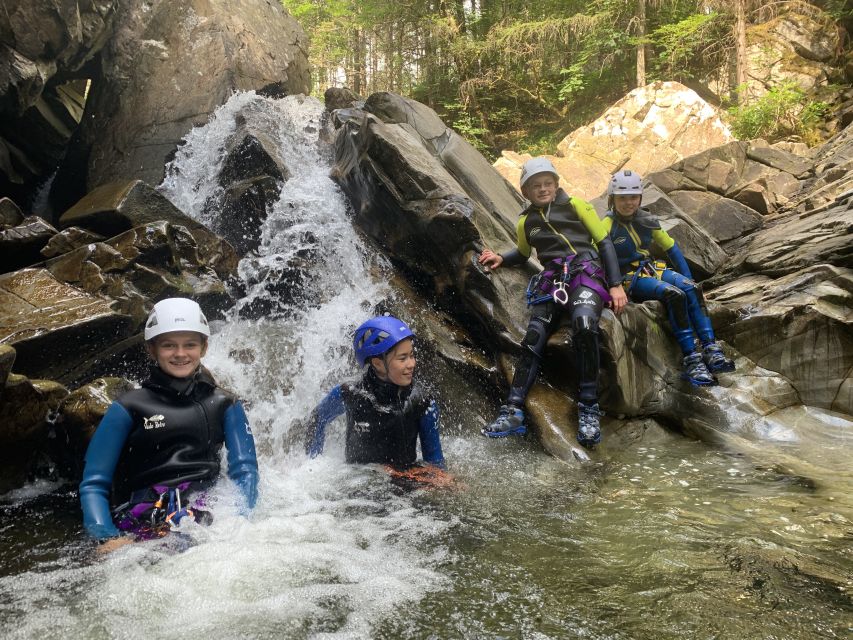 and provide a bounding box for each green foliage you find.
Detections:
[441,100,493,156]
[281,1,839,153]
[648,12,728,81]
[727,82,830,143]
